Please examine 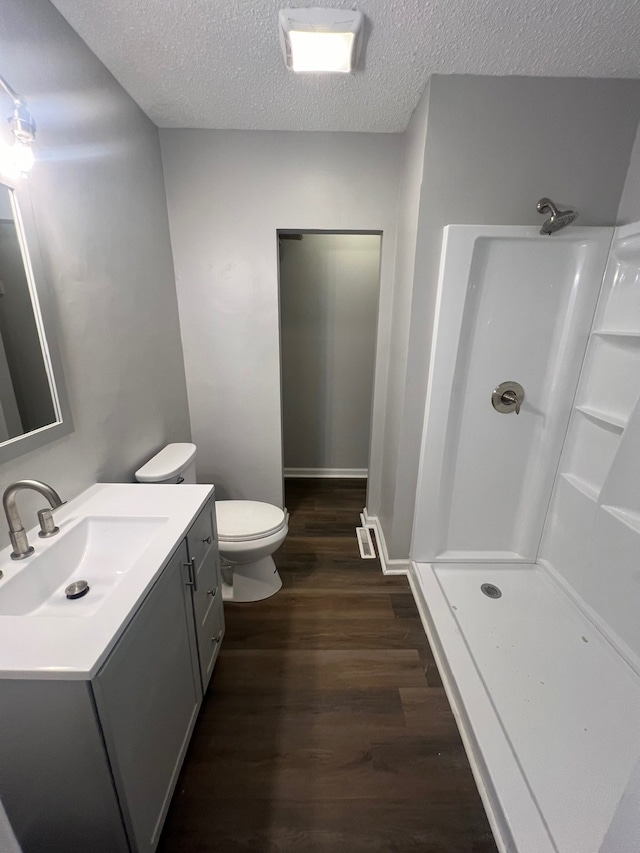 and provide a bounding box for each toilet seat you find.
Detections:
[216,500,286,542]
